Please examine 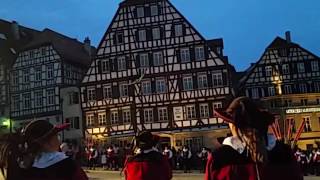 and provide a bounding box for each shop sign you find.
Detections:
[286,108,320,114]
[173,107,183,121]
